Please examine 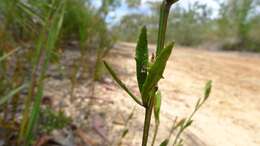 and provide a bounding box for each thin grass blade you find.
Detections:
[0,83,28,105]
[24,2,66,144]
[17,2,45,26]
[0,48,20,62]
